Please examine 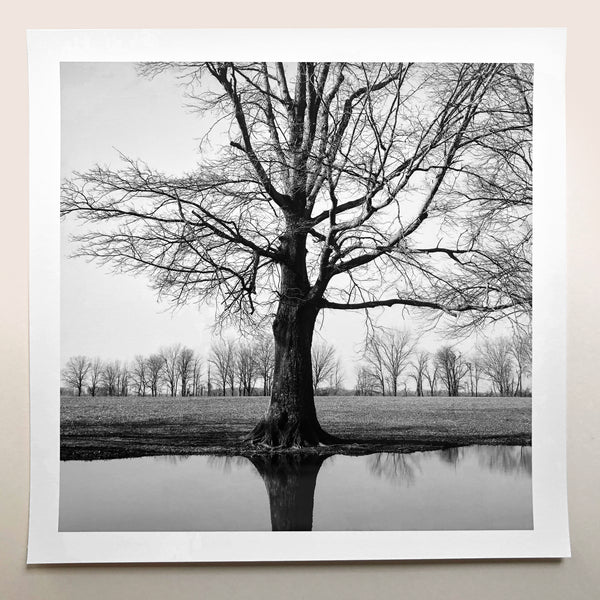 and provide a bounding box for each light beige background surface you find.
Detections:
[1,1,598,598]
